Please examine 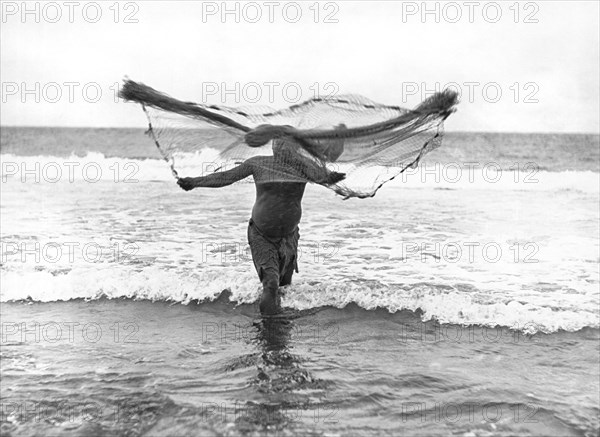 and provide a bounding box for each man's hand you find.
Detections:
[177,177,196,191]
[324,171,346,185]
[314,170,346,186]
